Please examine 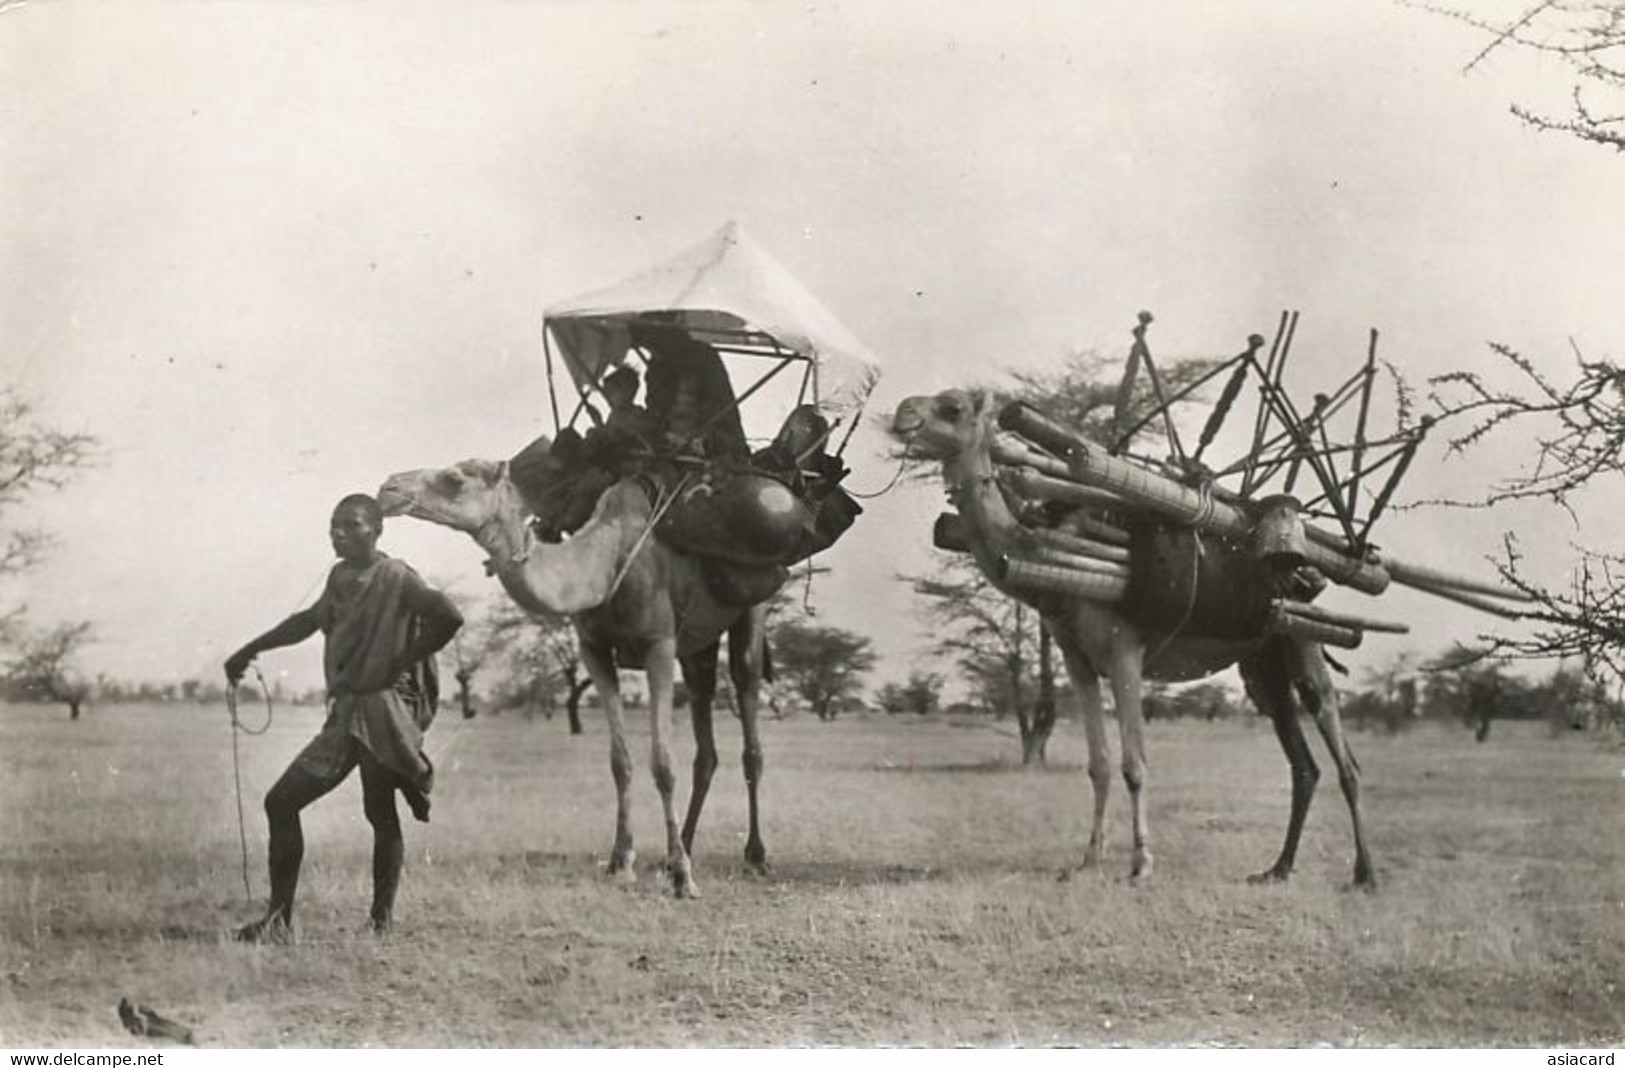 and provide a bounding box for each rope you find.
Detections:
[604,472,694,602]
[225,664,273,901]
[1145,532,1204,669]
[846,436,914,500]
